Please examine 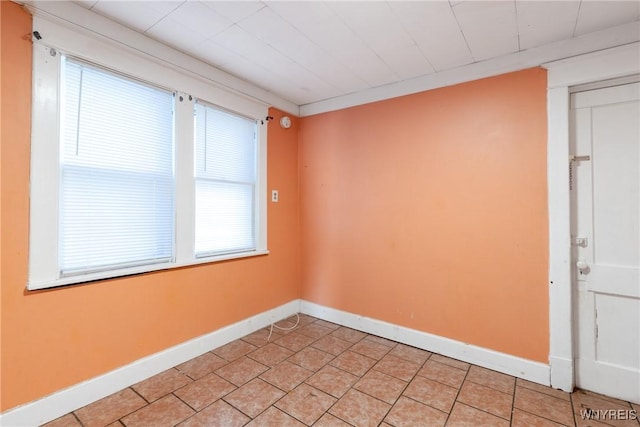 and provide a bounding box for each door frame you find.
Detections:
[543,42,640,392]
